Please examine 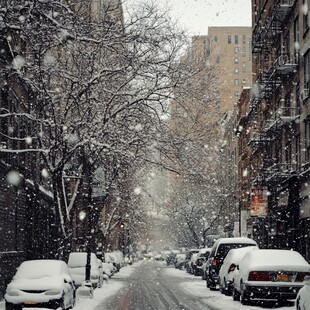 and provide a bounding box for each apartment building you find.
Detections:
[236,0,310,259]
